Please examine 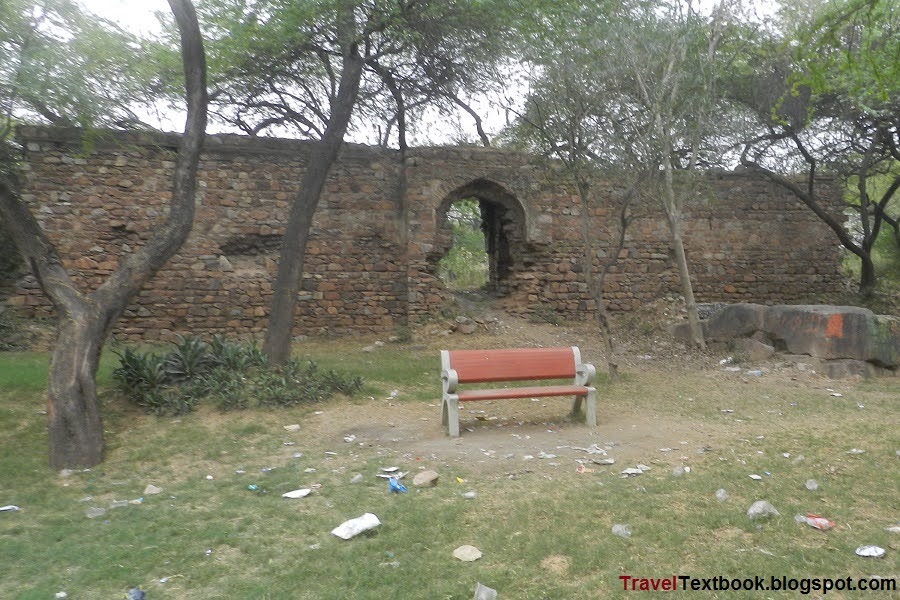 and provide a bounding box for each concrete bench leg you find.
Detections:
[570,396,583,417]
[585,387,597,427]
[443,395,460,437]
